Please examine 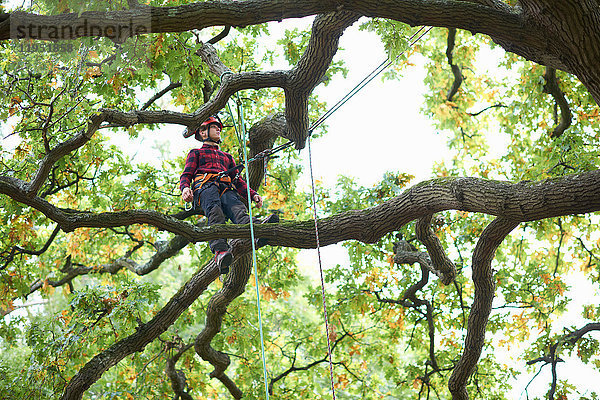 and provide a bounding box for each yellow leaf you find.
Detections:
[259,285,278,301]
[227,333,237,344]
[85,67,101,79]
[42,279,55,295]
